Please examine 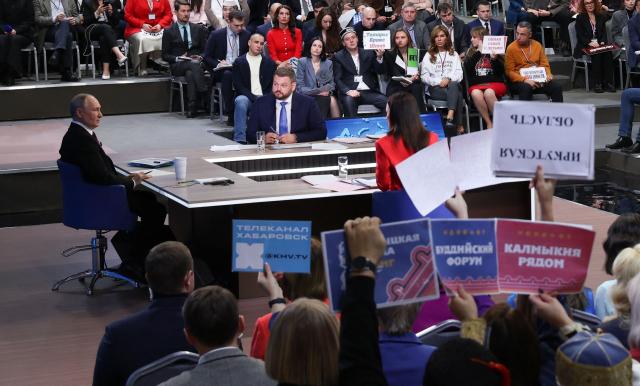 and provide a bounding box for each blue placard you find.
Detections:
[232,220,312,273]
[325,113,445,140]
[321,218,440,311]
[430,219,499,294]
